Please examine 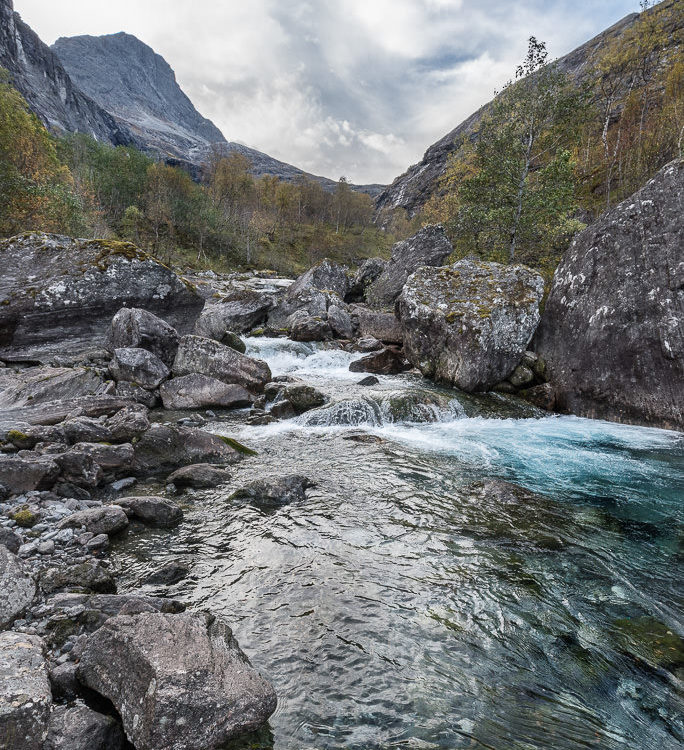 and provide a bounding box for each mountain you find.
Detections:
[374,4,680,218]
[0,0,130,145]
[51,32,384,196]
